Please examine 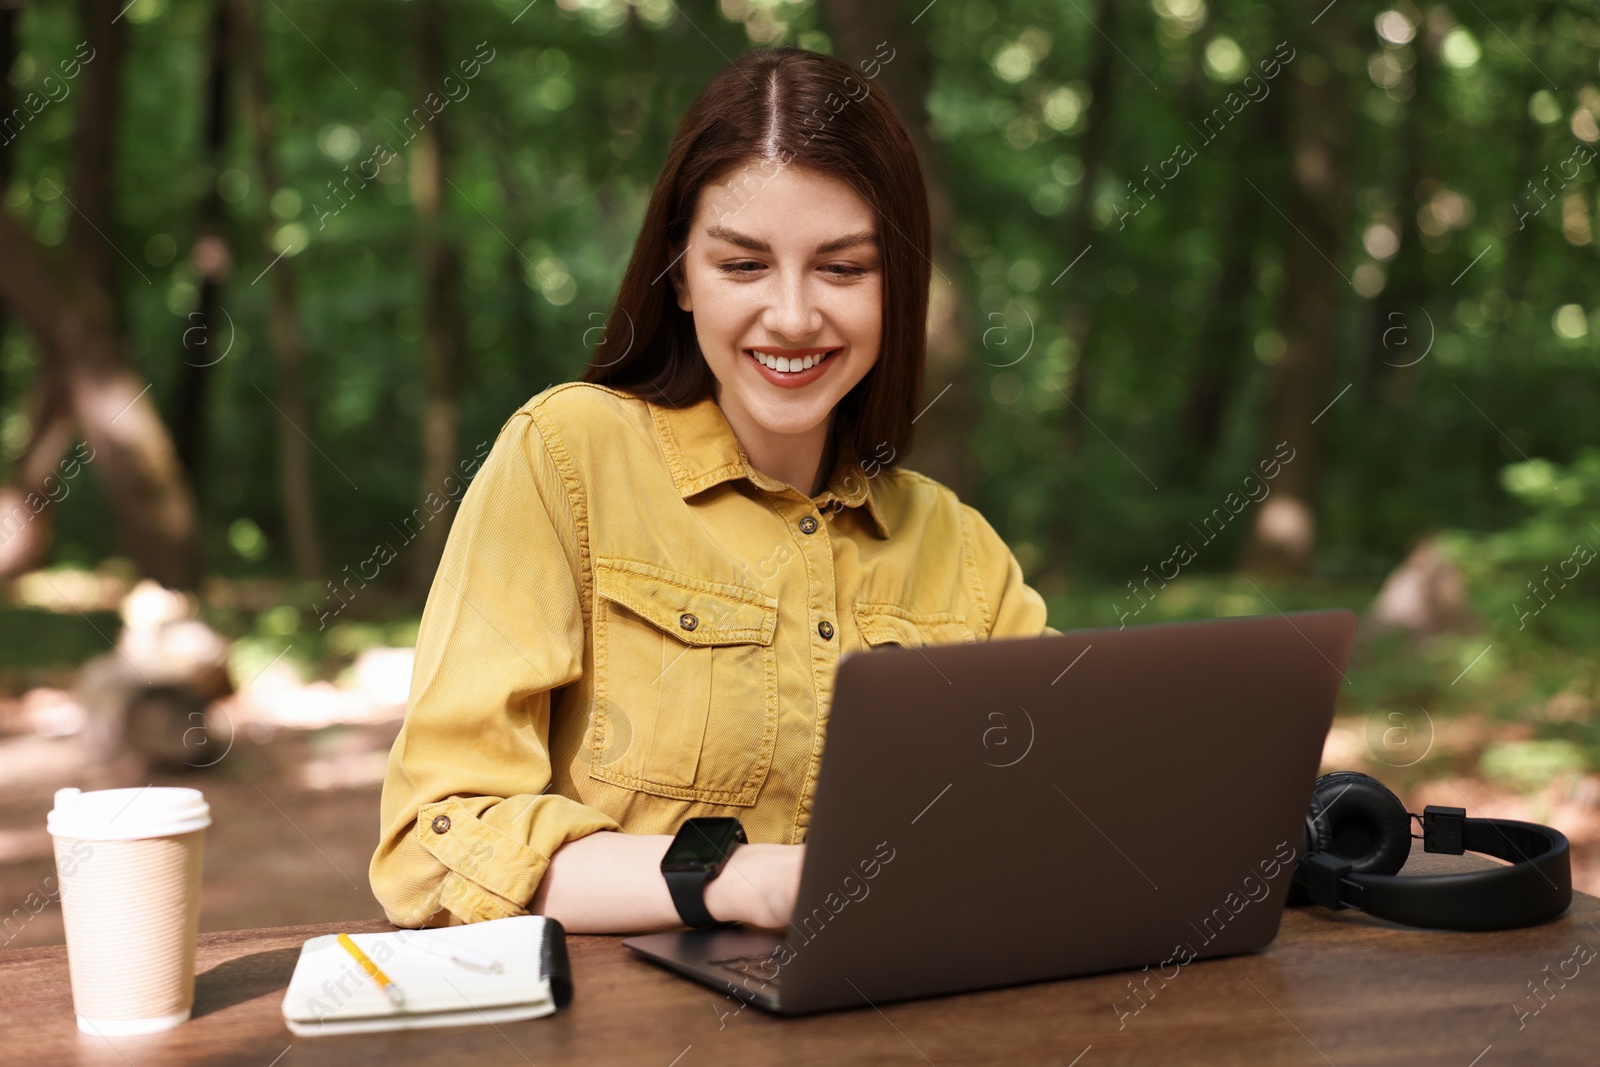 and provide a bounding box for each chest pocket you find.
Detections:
[589,558,779,806]
[854,602,978,648]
